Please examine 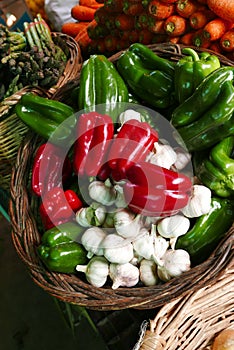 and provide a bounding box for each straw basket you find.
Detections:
[10,43,234,311]
[0,33,82,191]
[133,264,234,350]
